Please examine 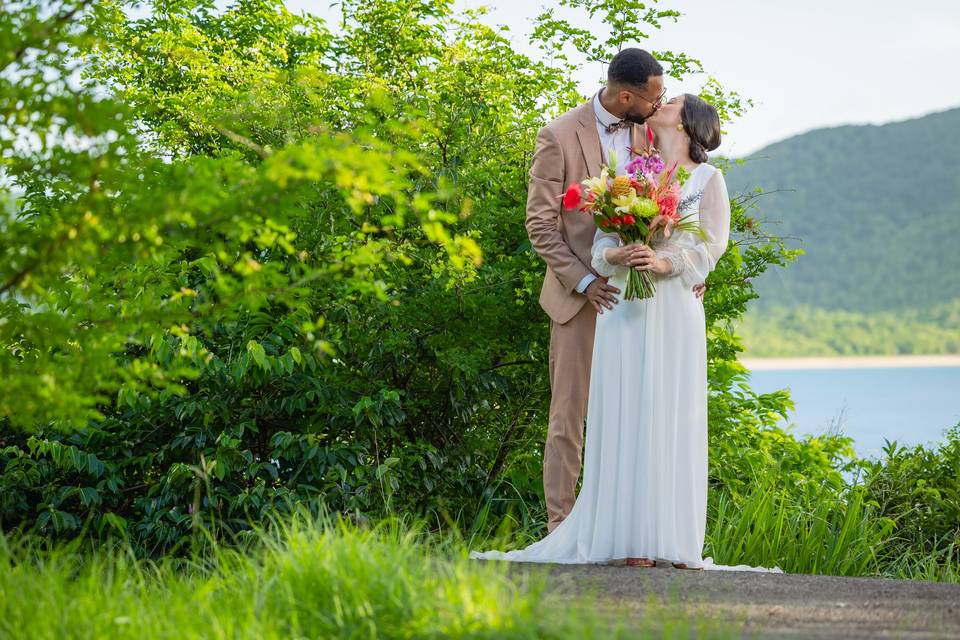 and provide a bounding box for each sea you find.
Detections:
[745,362,960,462]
